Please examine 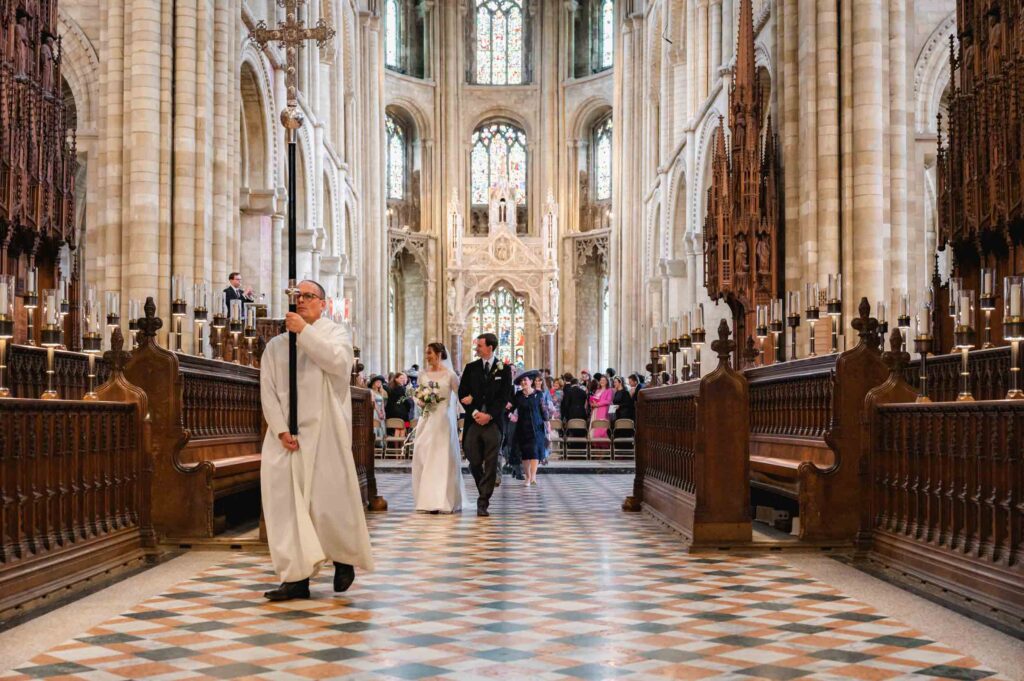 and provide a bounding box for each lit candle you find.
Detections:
[0,277,7,313]
[26,268,36,293]
[981,268,994,298]
[681,312,690,336]
[897,290,909,318]
[877,301,887,325]
[45,291,57,325]
[695,303,704,329]
[88,352,95,376]
[1011,284,1022,317]
[827,273,841,300]
[959,294,972,327]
